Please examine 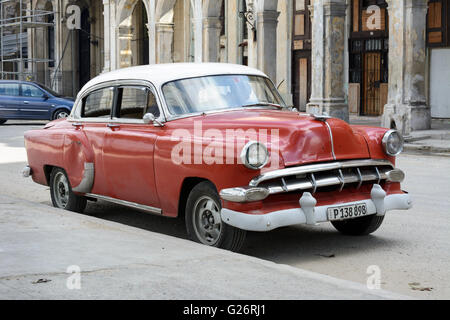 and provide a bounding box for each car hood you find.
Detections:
[177,109,370,167]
